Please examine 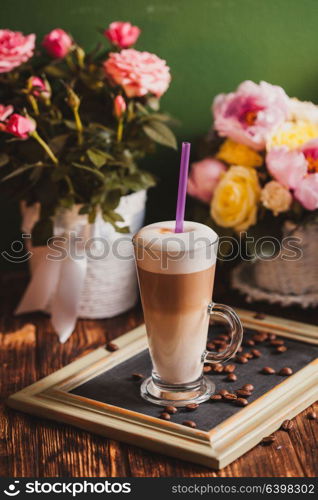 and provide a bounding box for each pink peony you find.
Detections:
[42,29,73,58]
[5,113,36,139]
[0,29,35,73]
[213,81,289,151]
[187,158,226,203]
[113,95,126,118]
[104,49,171,98]
[27,76,51,99]
[266,139,318,210]
[104,21,140,49]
